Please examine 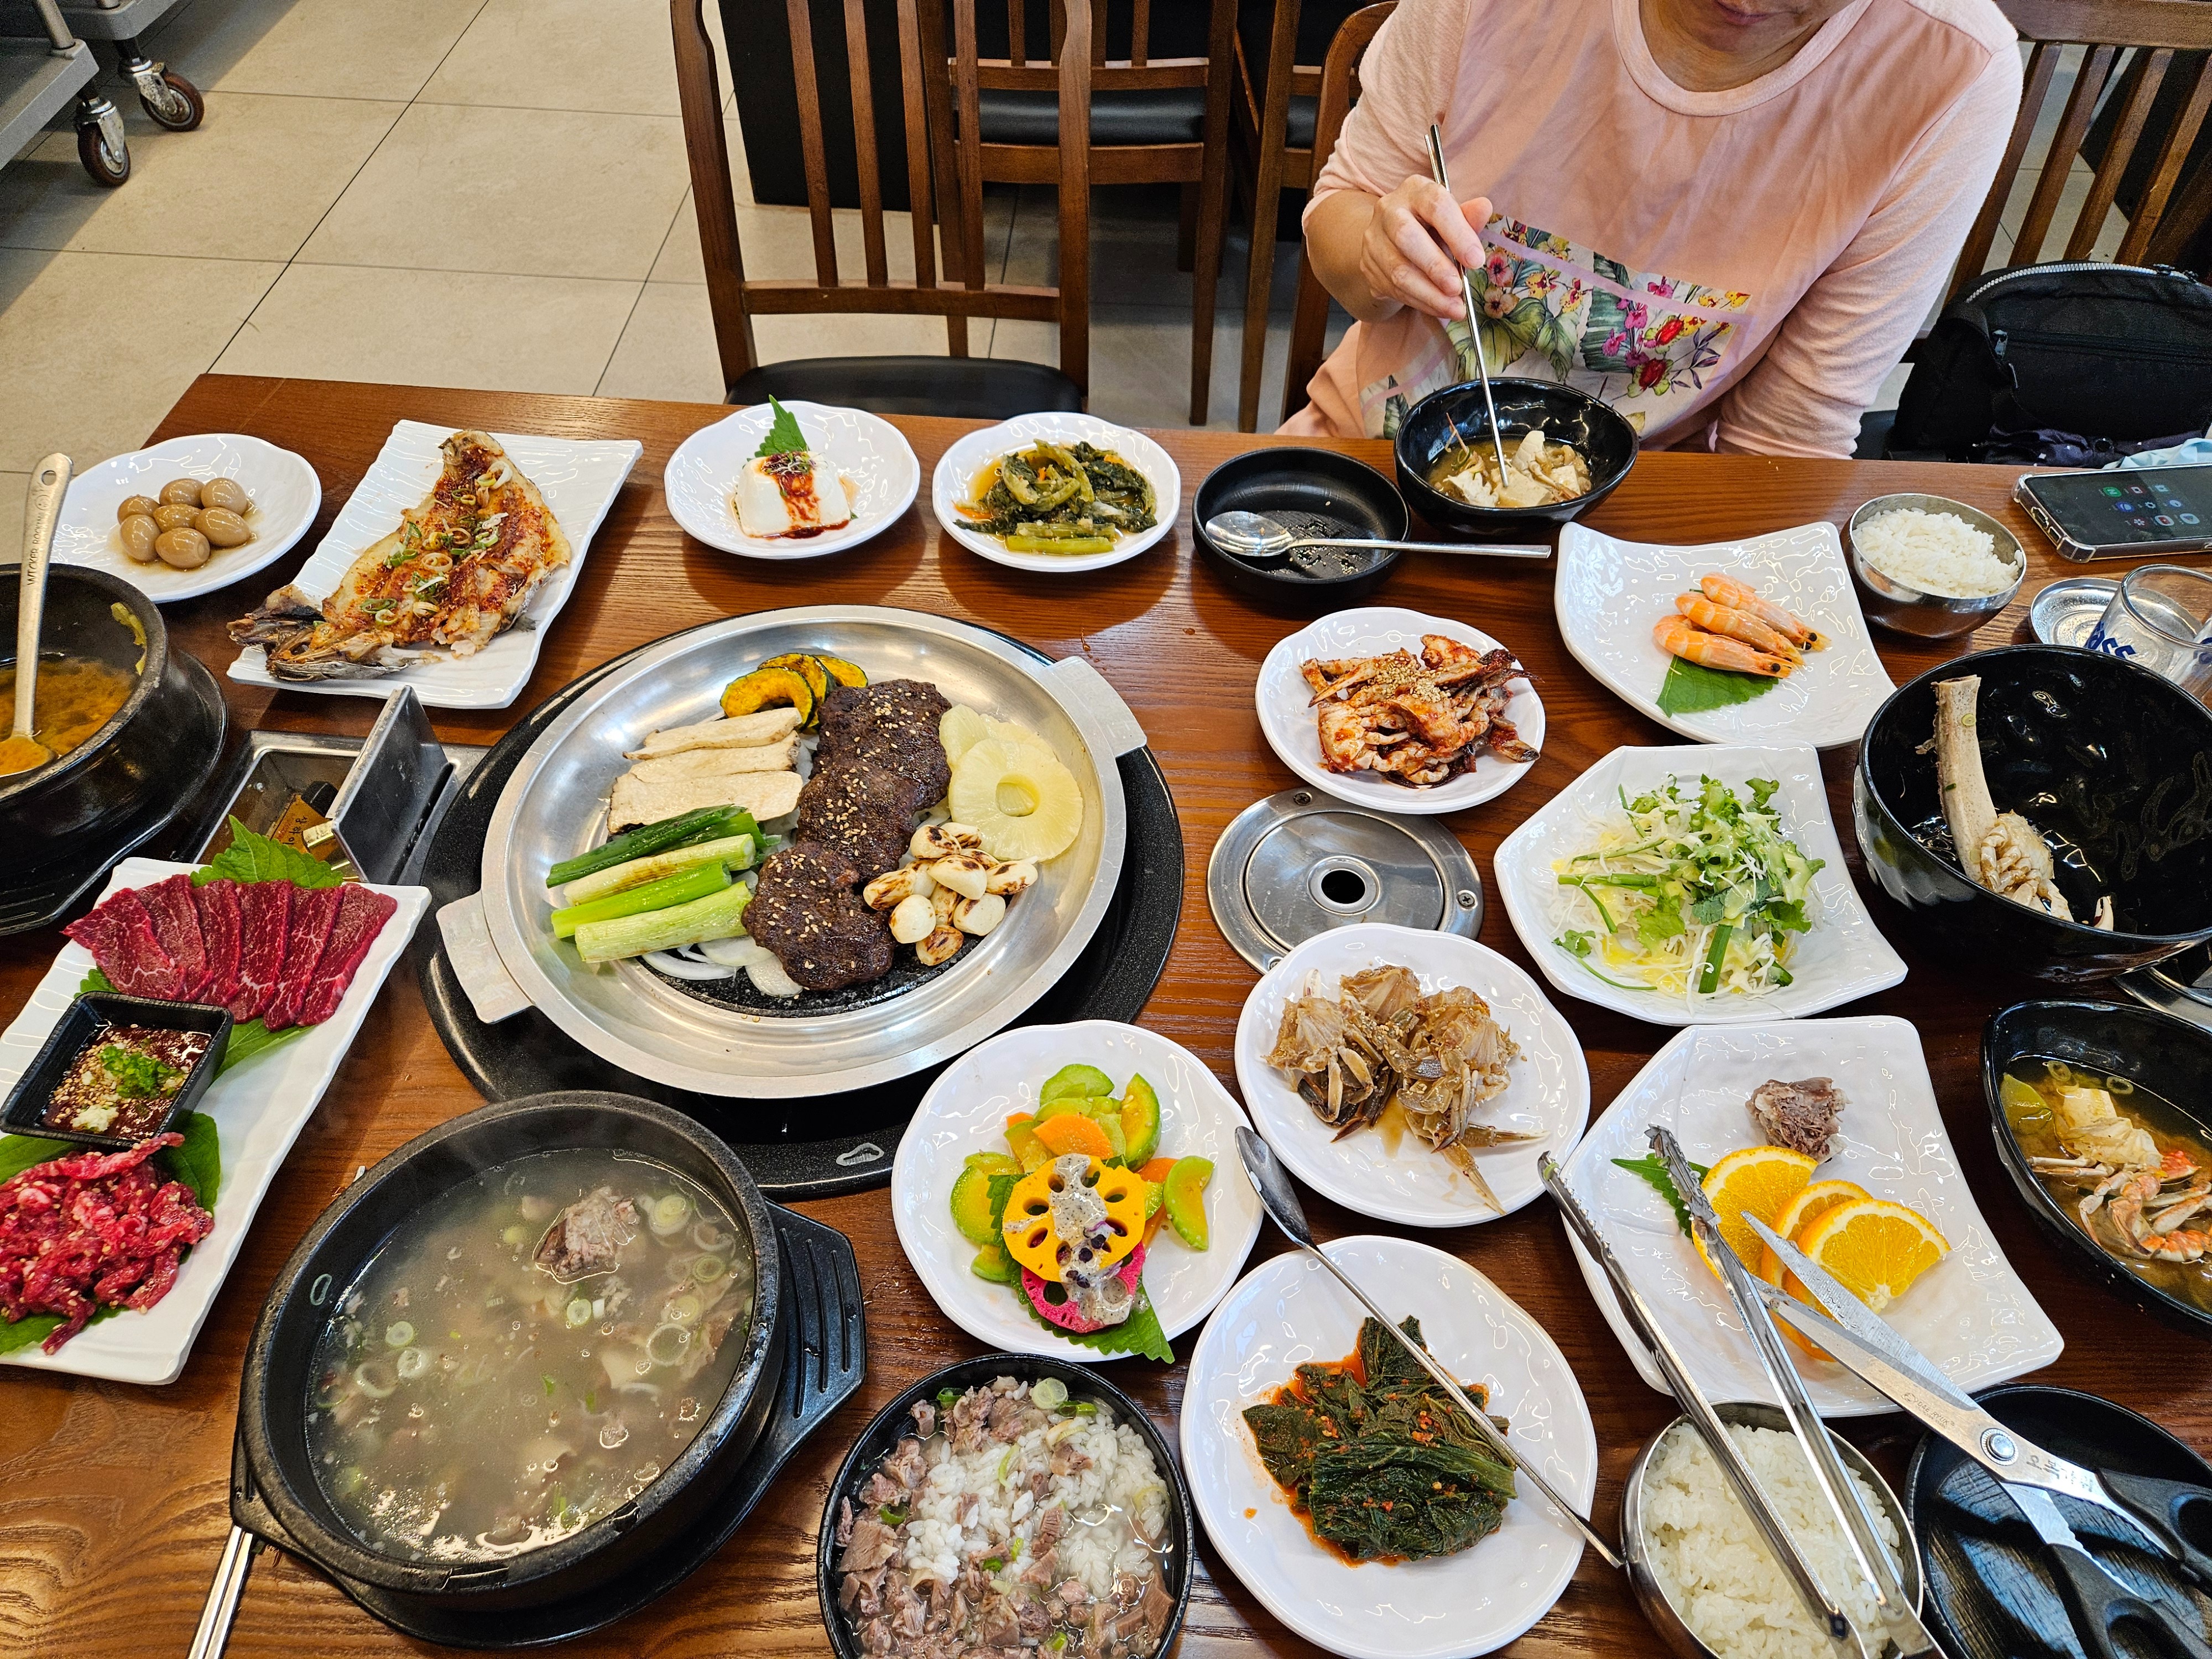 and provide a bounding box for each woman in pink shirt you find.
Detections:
[1288,0,2020,457]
